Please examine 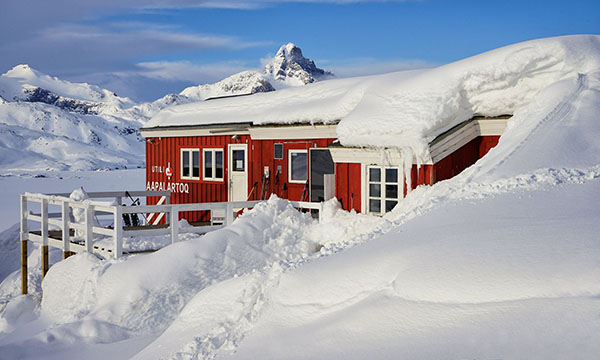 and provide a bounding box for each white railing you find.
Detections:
[19,191,326,262]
